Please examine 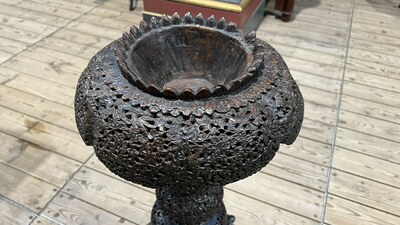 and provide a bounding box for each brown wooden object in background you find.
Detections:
[274,0,295,22]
